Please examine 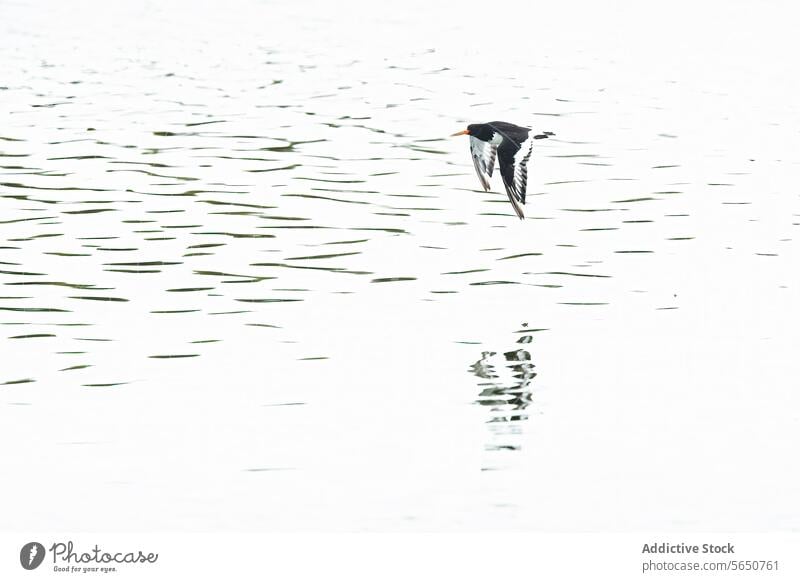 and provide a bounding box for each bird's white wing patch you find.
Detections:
[469,135,497,191]
[512,138,533,203]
